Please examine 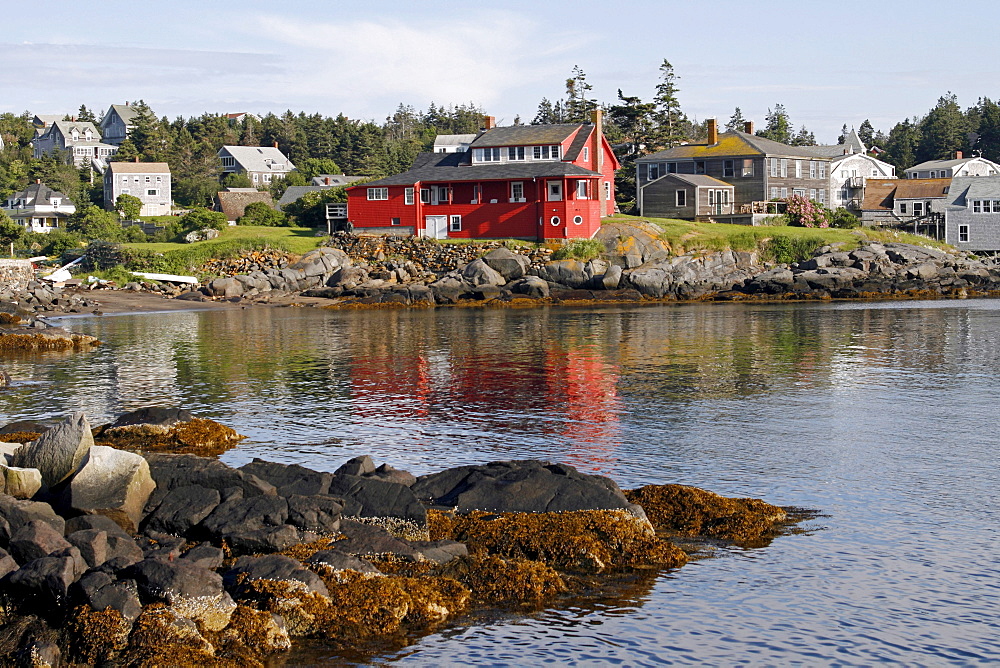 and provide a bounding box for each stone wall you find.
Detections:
[0,260,33,291]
